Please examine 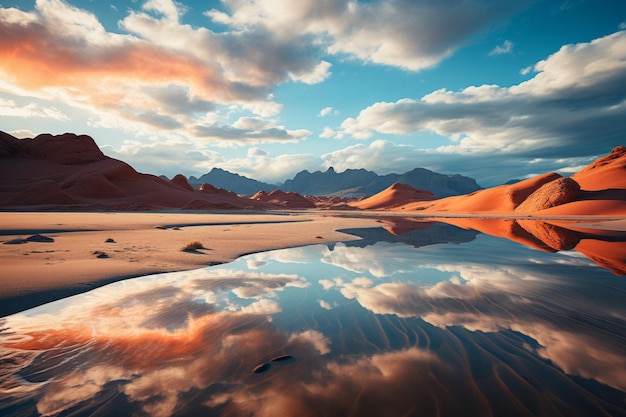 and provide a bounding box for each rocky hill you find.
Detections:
[0,131,277,211]
[189,168,275,195]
